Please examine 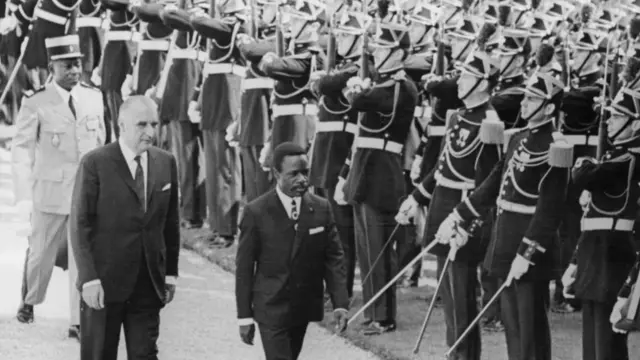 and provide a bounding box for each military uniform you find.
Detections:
[341,20,418,330]
[236,34,276,202]
[160,6,206,228]
[77,0,105,84]
[98,2,139,139]
[569,88,640,360]
[410,51,503,360]
[191,8,246,243]
[11,35,105,329]
[454,74,572,360]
